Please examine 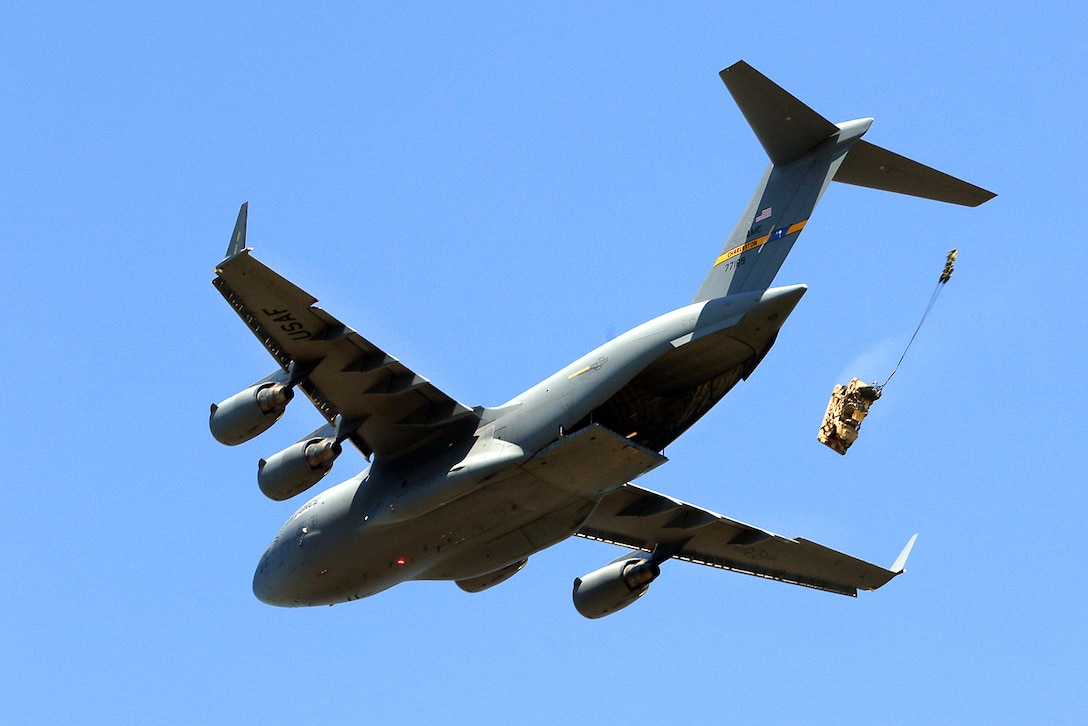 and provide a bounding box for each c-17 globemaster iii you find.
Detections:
[210,61,993,618]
